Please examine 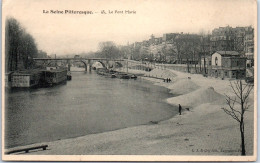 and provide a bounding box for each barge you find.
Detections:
[41,67,67,86]
[96,68,137,79]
